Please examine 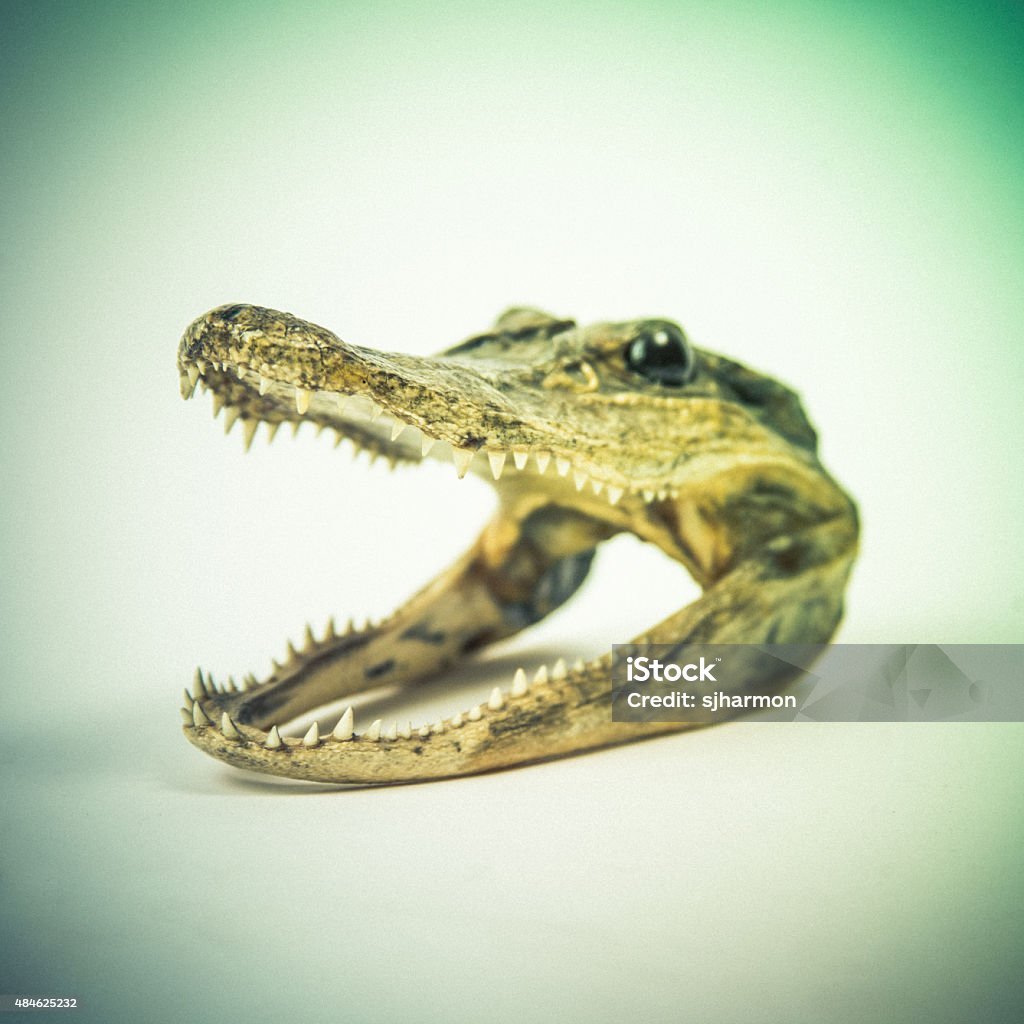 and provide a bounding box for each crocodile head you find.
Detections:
[177,303,858,784]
